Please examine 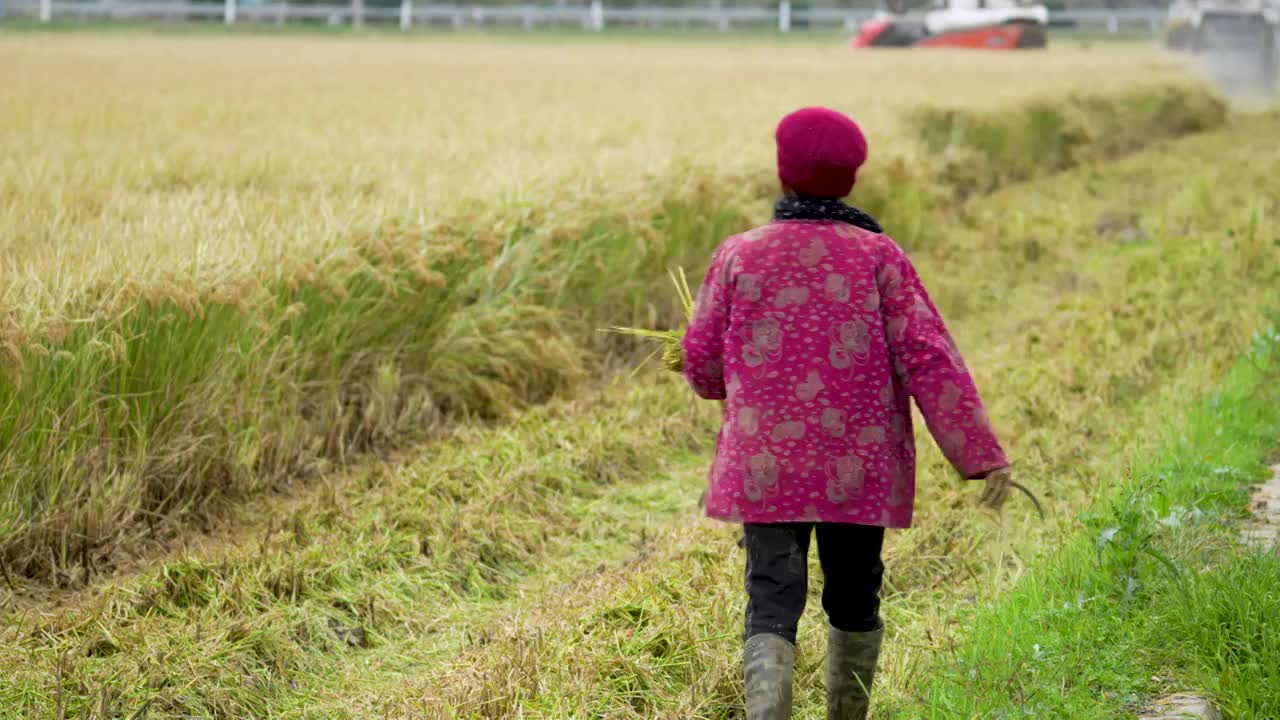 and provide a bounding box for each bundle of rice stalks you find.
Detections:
[603,267,694,374]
